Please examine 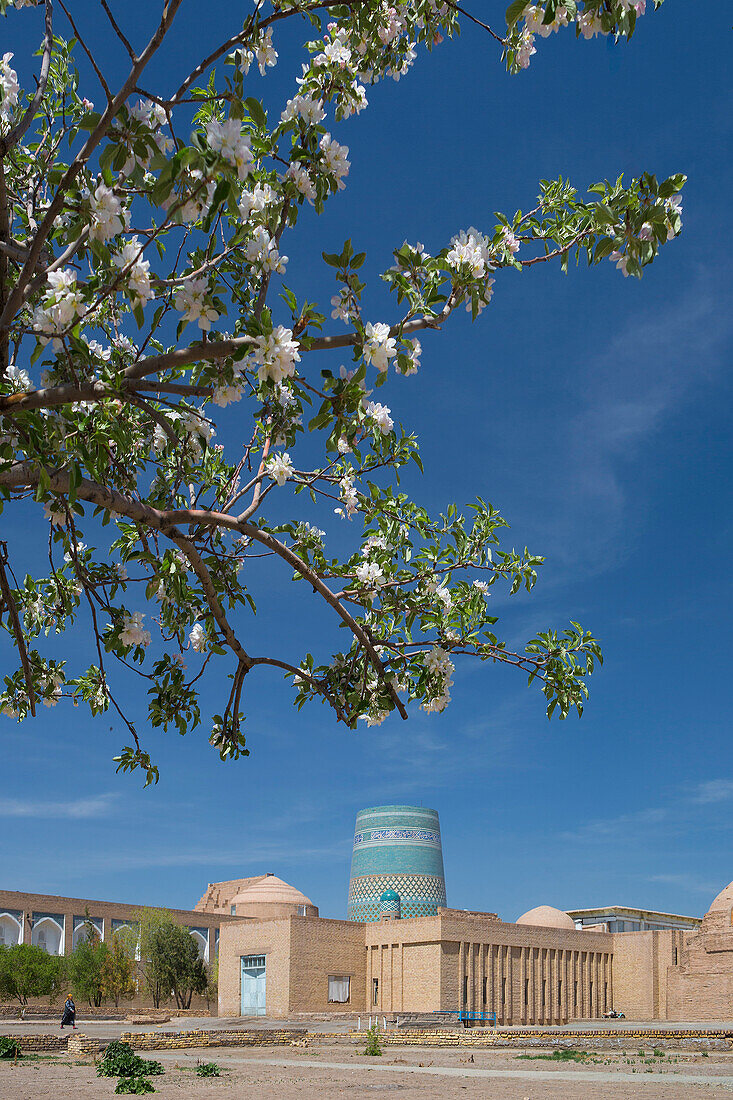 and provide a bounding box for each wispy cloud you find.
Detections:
[0,793,118,819]
[562,776,733,843]
[35,838,349,875]
[648,873,723,897]
[687,779,733,805]
[528,268,733,574]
